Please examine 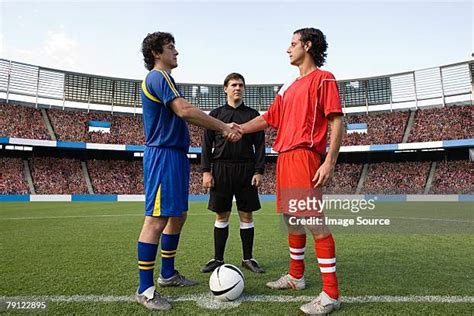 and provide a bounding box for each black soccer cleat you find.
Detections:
[242,258,265,273]
[201,259,224,273]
